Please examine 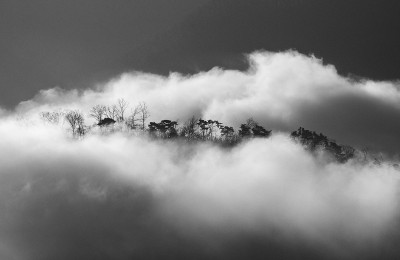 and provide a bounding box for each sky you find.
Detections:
[0,0,208,107]
[1,1,400,259]
[1,0,400,107]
